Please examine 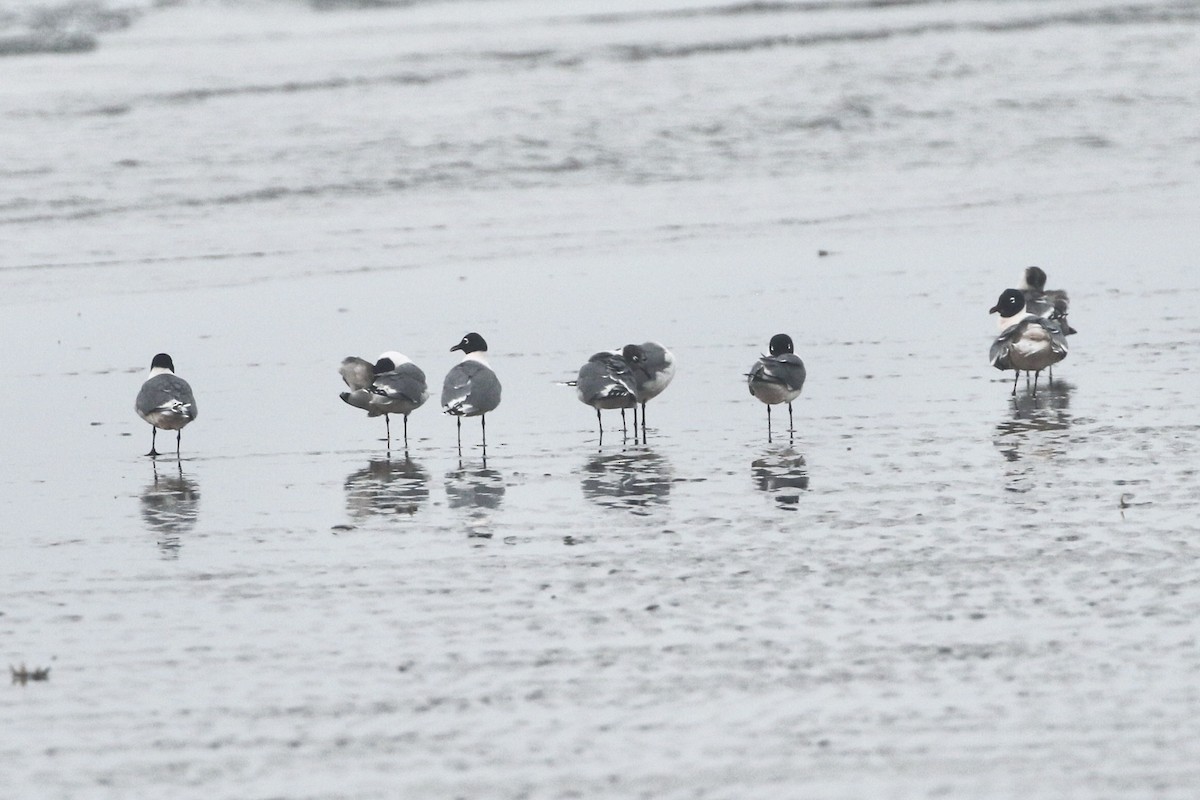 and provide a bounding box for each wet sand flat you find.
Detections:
[3,1,1200,797]
[4,208,1200,798]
